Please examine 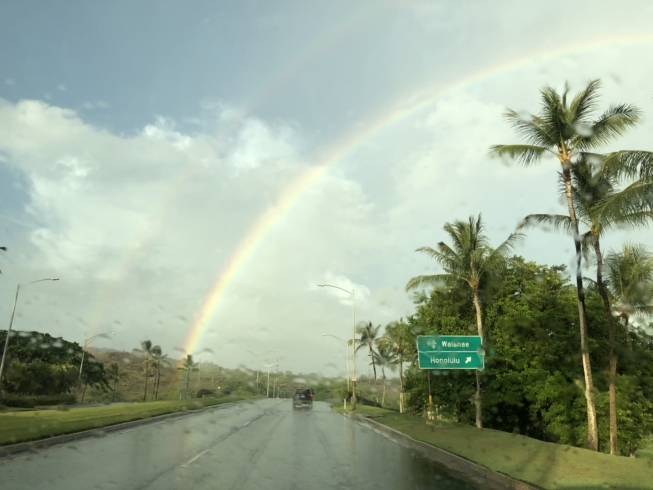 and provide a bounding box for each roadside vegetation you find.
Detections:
[0,395,253,446]
[342,81,653,460]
